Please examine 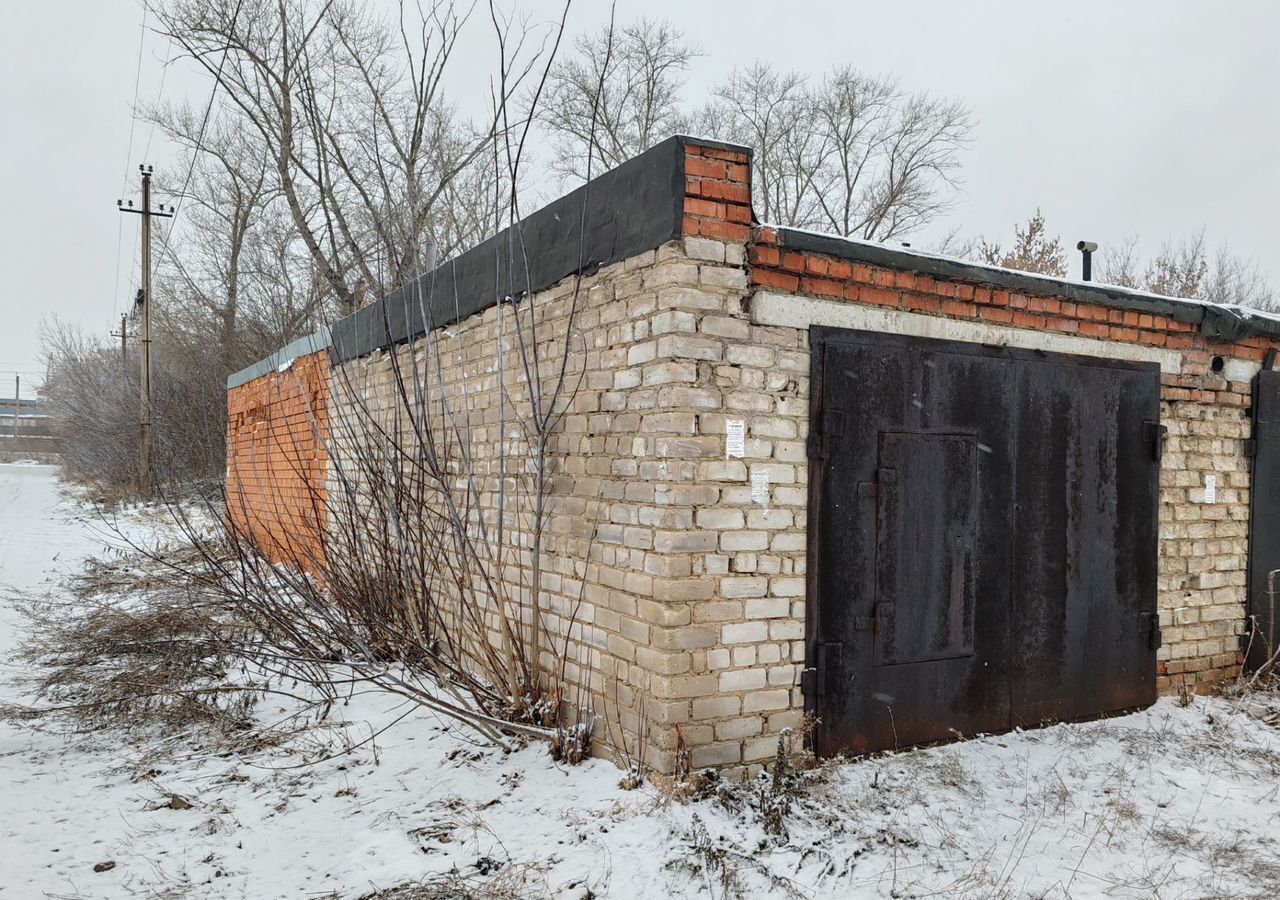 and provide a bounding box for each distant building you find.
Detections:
[1,393,59,453]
